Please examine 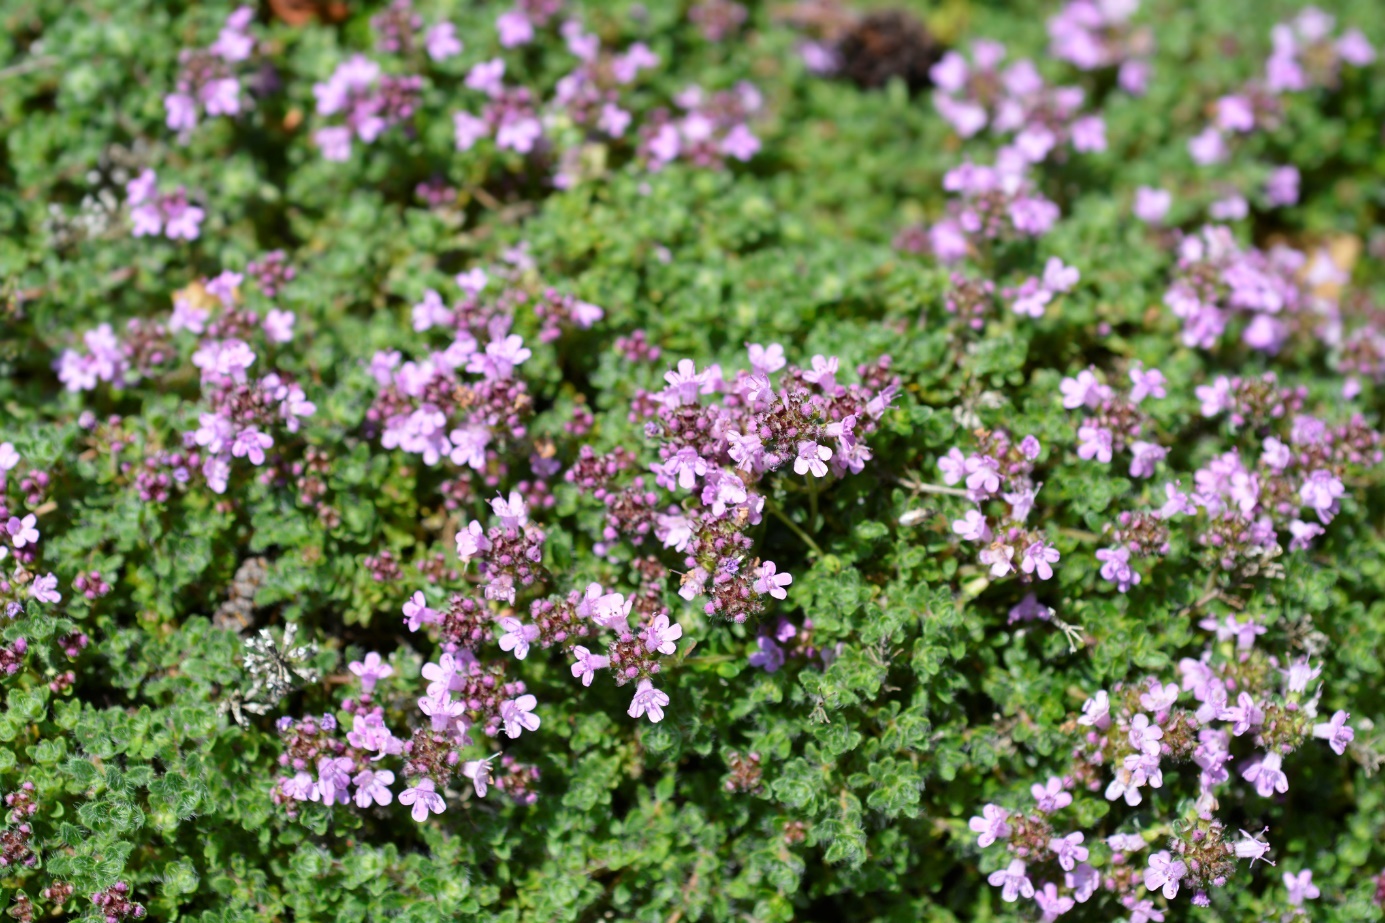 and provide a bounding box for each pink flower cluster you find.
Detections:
[637,83,764,171]
[1186,9,1373,174]
[125,169,204,241]
[939,430,1058,581]
[1046,0,1154,92]
[170,271,314,493]
[313,55,423,161]
[969,618,1351,917]
[1060,365,1168,477]
[1163,225,1308,353]
[164,6,258,138]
